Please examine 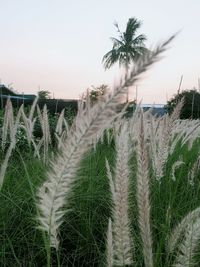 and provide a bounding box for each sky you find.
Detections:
[0,0,199,104]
